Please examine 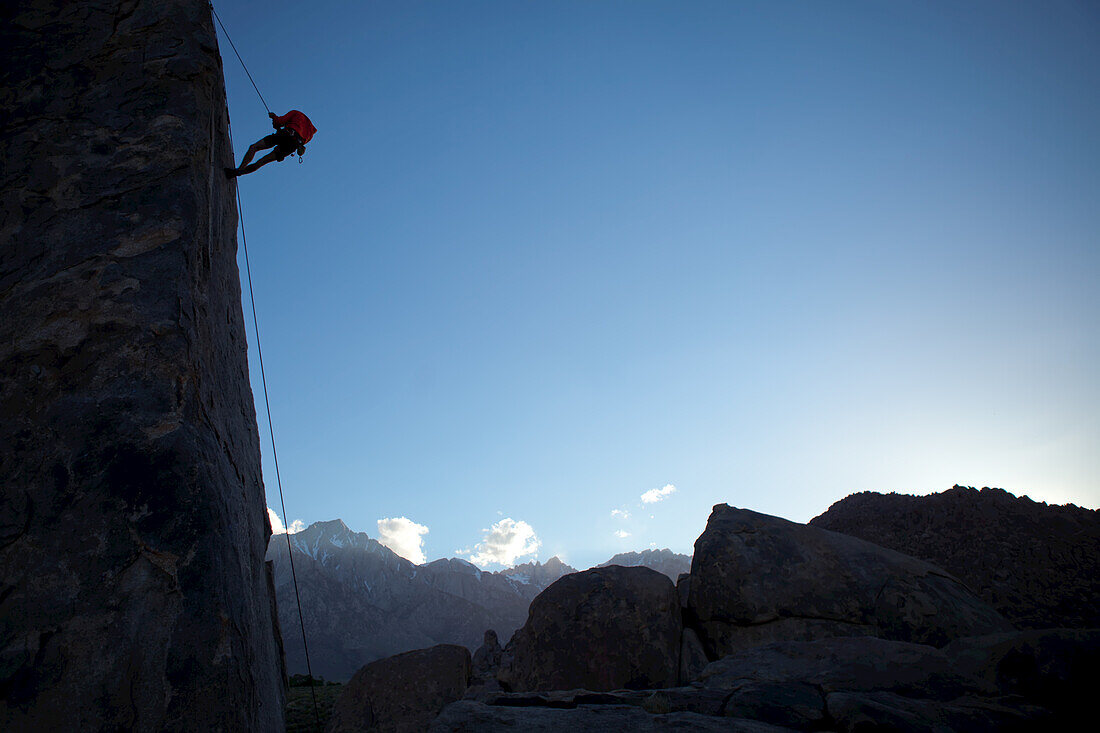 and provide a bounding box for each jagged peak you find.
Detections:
[309,518,353,533]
